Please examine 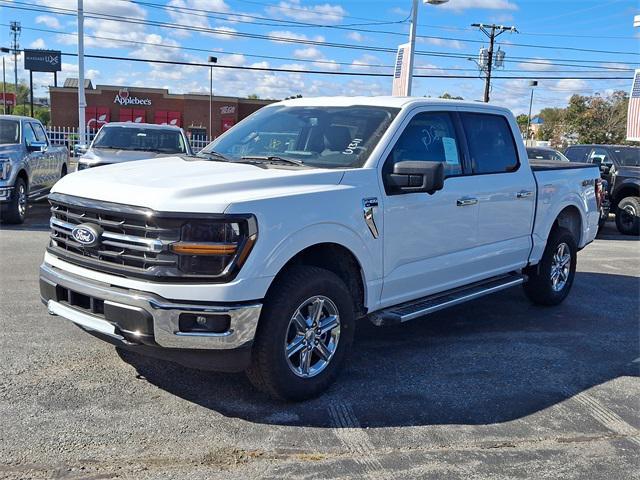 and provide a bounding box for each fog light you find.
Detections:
[178,313,230,334]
